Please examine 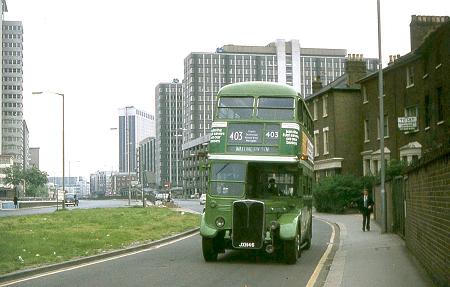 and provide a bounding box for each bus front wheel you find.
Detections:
[304,219,312,250]
[284,231,301,264]
[202,237,218,262]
